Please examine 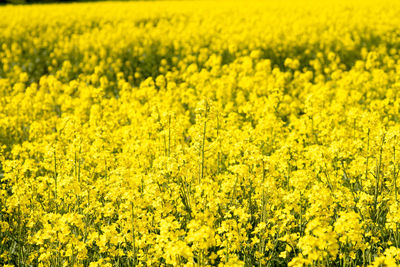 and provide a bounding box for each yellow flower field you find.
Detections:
[1,0,400,265]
